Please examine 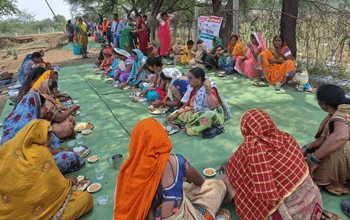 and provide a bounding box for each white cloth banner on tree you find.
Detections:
[198,16,223,50]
